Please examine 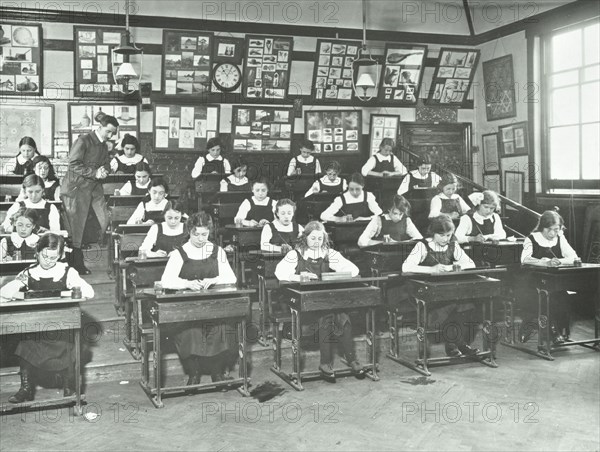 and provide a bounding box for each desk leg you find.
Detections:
[364,308,379,381]
[257,276,269,347]
[419,300,431,376]
[237,320,250,396]
[387,310,397,359]
[240,260,247,286]
[536,289,554,361]
[481,299,498,368]
[75,327,83,416]
[271,307,304,391]
[152,320,164,408]
[292,309,303,390]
